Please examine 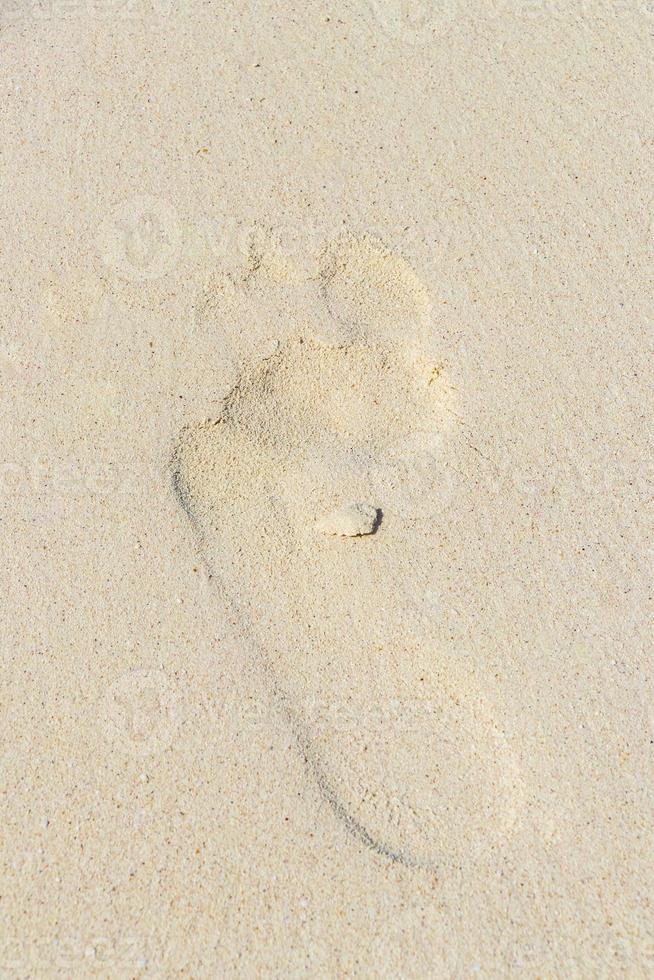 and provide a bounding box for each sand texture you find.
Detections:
[1,1,653,976]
